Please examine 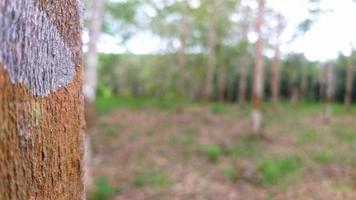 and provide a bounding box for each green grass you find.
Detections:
[134,169,171,188]
[90,177,118,200]
[223,134,263,158]
[202,144,222,162]
[258,155,302,187]
[333,127,356,143]
[312,150,337,164]
[298,128,321,144]
[95,95,194,113]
